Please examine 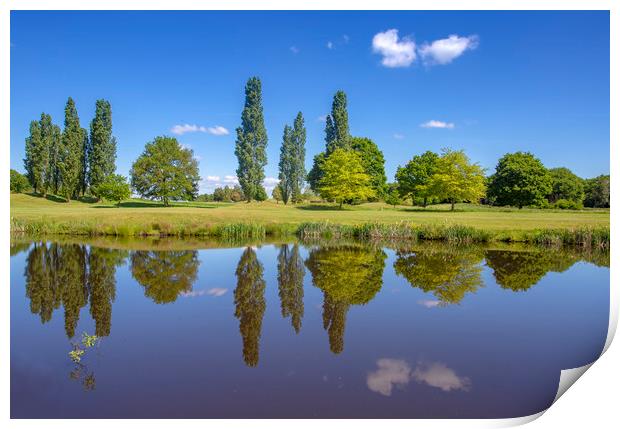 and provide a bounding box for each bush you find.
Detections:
[10,169,30,193]
[92,174,131,206]
[553,199,583,210]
